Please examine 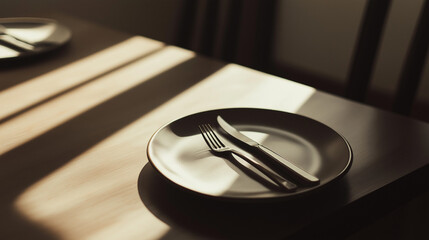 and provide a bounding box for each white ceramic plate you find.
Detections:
[147,108,352,200]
